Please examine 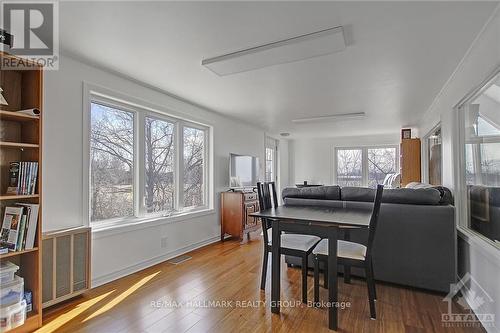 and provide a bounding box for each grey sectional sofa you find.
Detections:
[282,185,456,293]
